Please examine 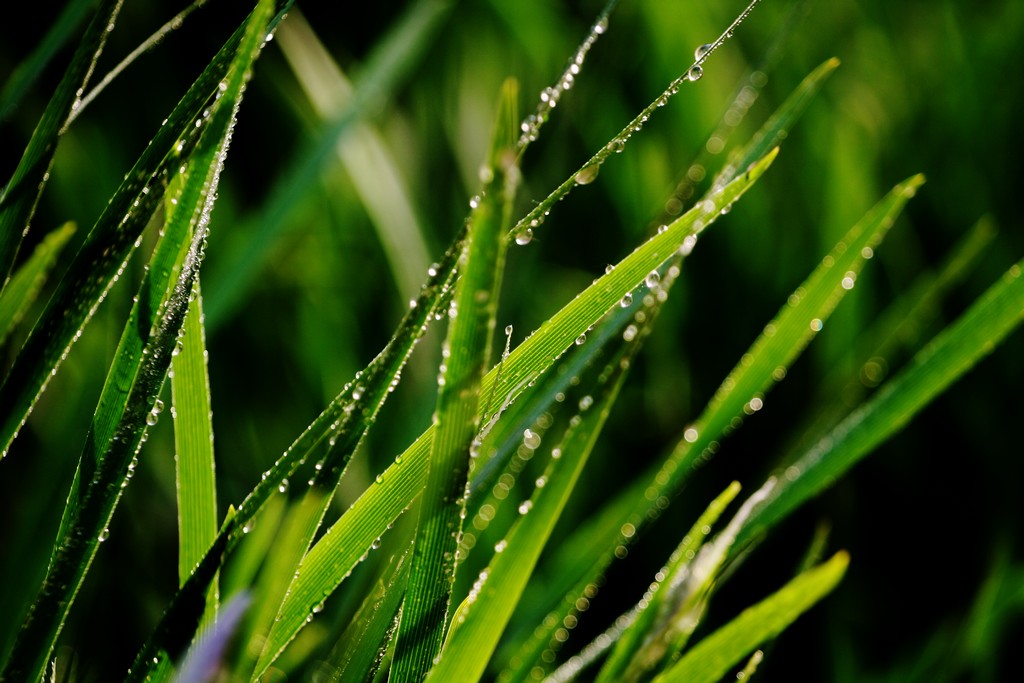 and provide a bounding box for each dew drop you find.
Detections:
[98,528,110,543]
[574,163,600,186]
[694,43,713,60]
[687,65,704,82]
[645,271,661,288]
[620,292,633,308]
[523,429,542,450]
[515,228,534,246]
[278,478,289,494]
[575,333,587,346]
